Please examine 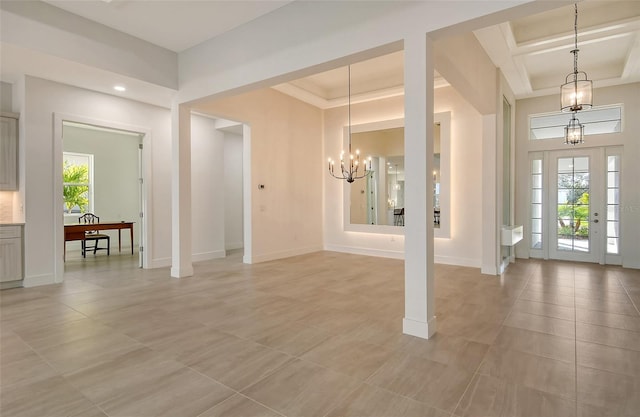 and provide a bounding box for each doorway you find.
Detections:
[54,113,151,281]
[548,148,603,262]
[532,147,622,265]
